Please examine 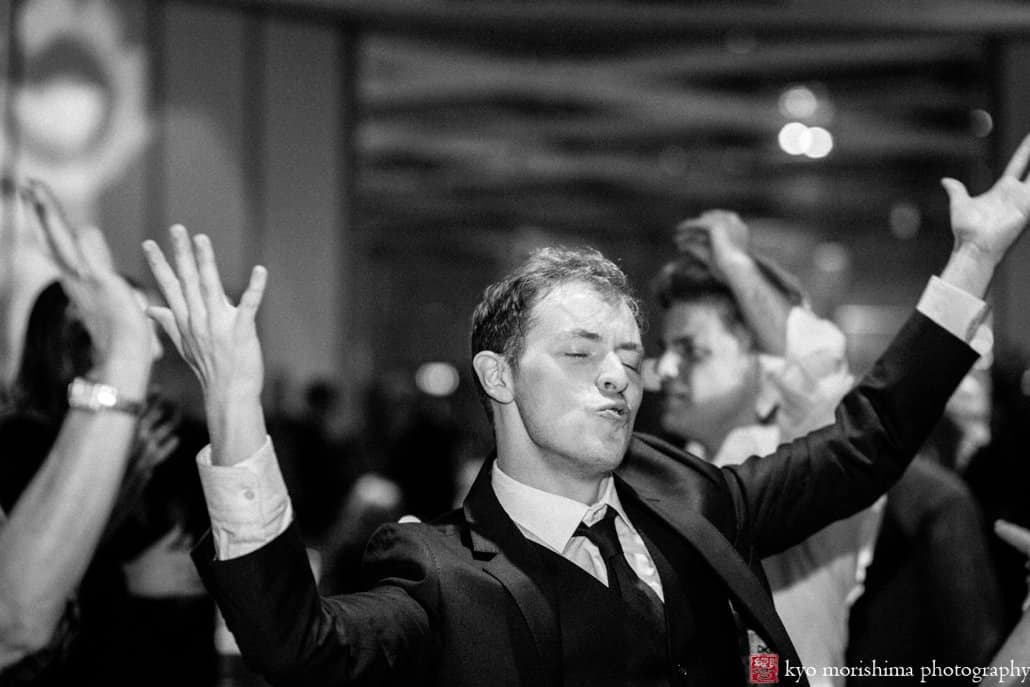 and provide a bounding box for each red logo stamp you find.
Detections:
[749,653,779,683]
